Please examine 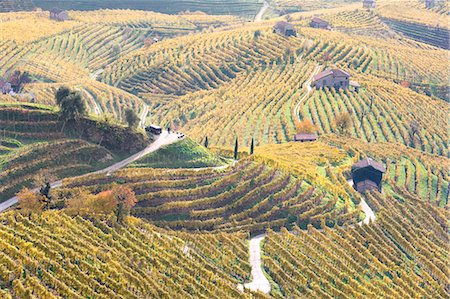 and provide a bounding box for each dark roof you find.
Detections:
[294,133,318,141]
[313,69,350,81]
[311,17,329,25]
[352,158,386,173]
[274,21,295,31]
[50,8,65,14]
